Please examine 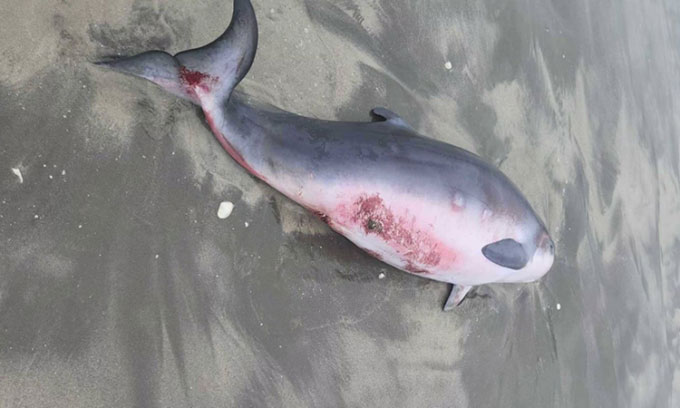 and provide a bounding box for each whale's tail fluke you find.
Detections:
[96,0,258,105]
